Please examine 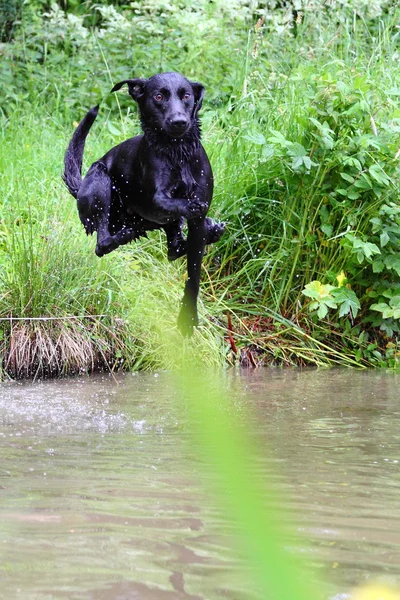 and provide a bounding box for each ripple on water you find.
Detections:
[0,369,400,599]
